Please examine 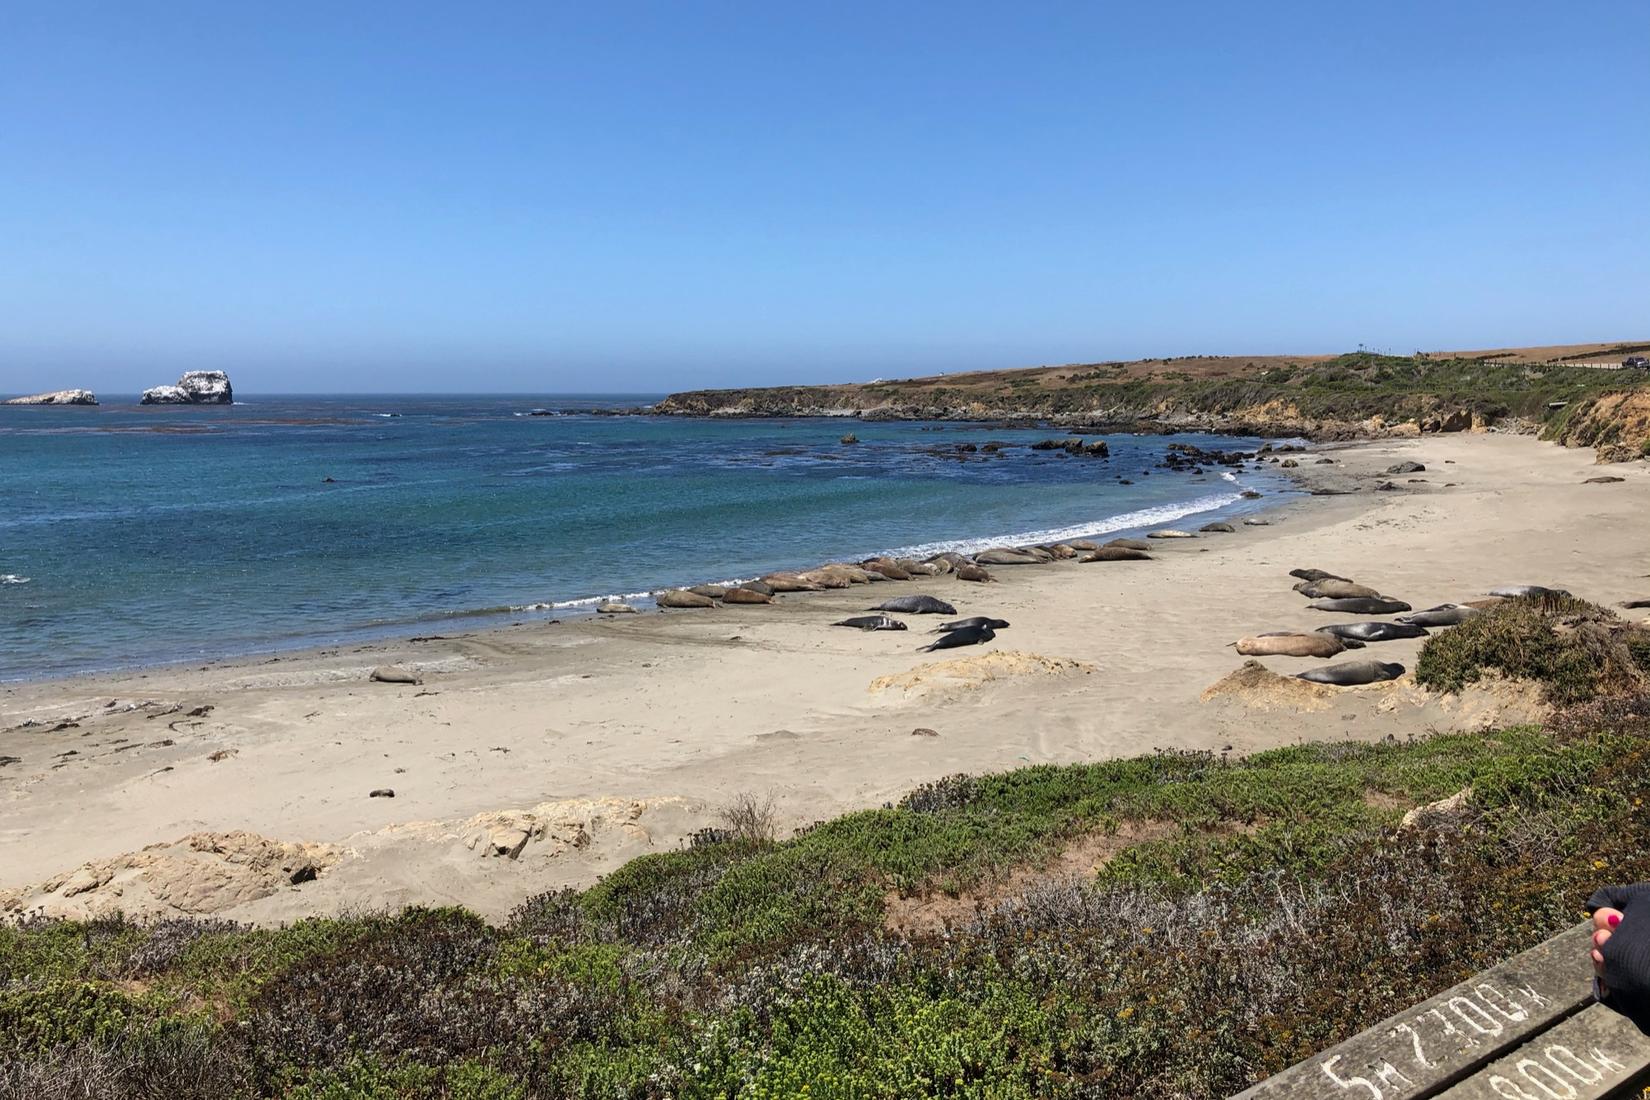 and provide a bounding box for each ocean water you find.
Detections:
[0,395,1297,681]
